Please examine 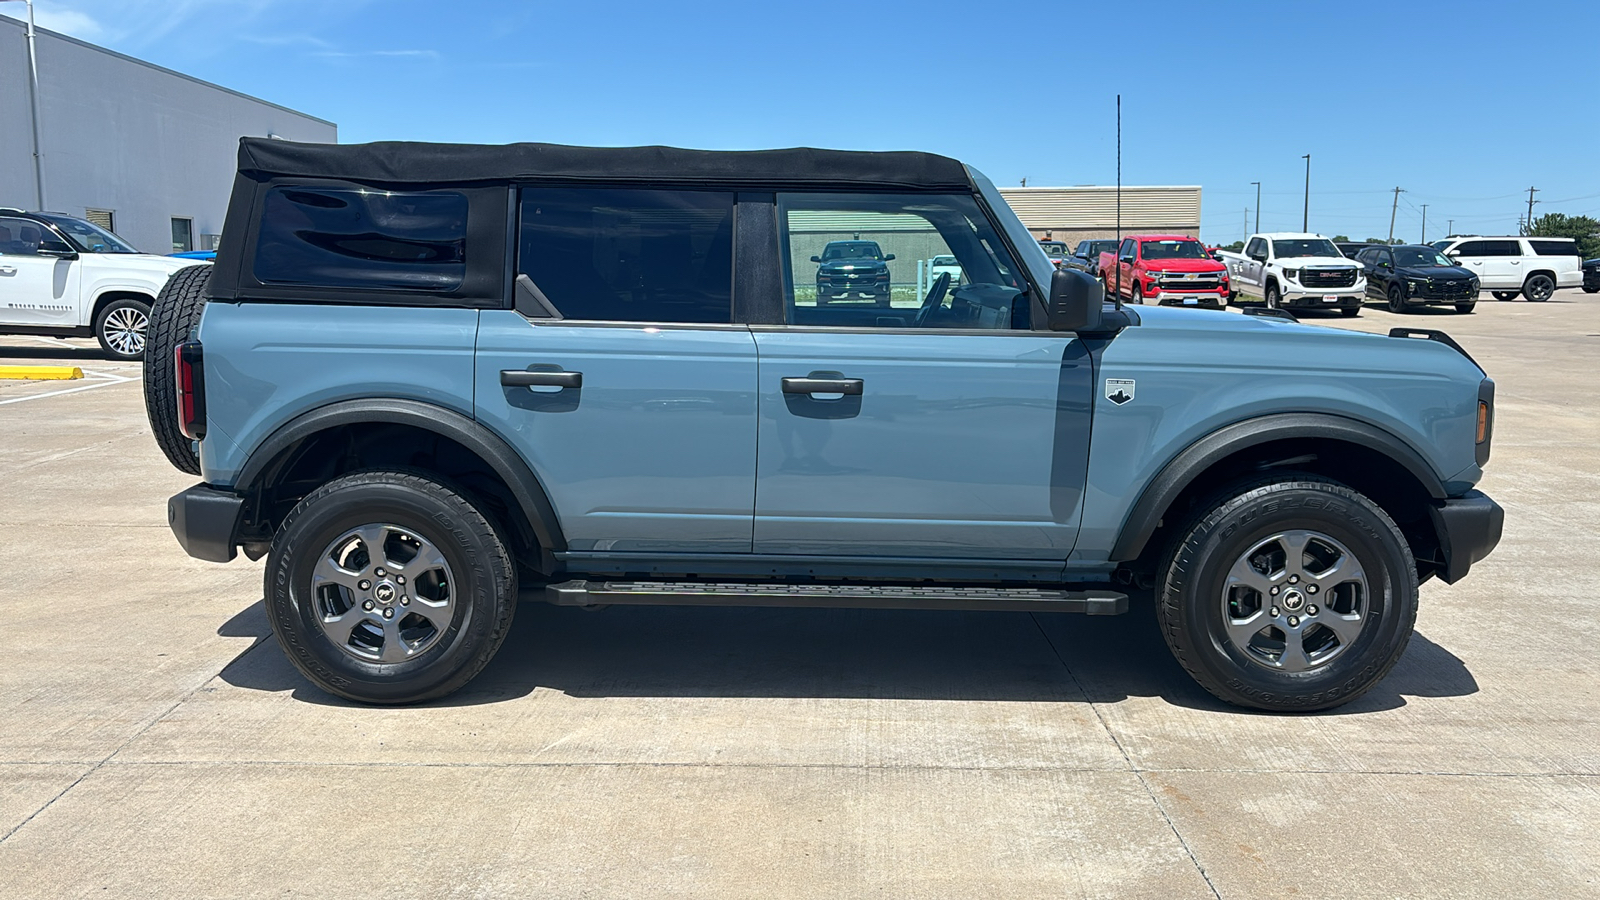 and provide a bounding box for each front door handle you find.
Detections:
[501,369,582,389]
[782,377,863,395]
[0,266,15,276]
